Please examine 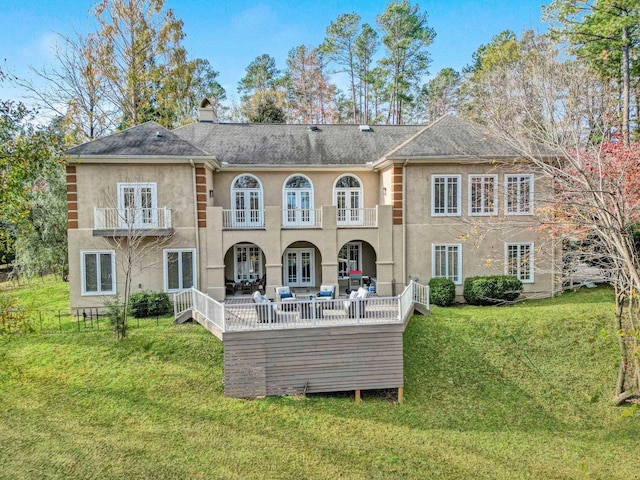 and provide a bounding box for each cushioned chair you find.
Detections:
[316,284,336,300]
[344,287,368,318]
[253,290,276,323]
[275,286,295,301]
